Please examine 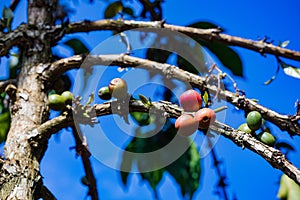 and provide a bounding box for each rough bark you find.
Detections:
[0,0,56,199]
